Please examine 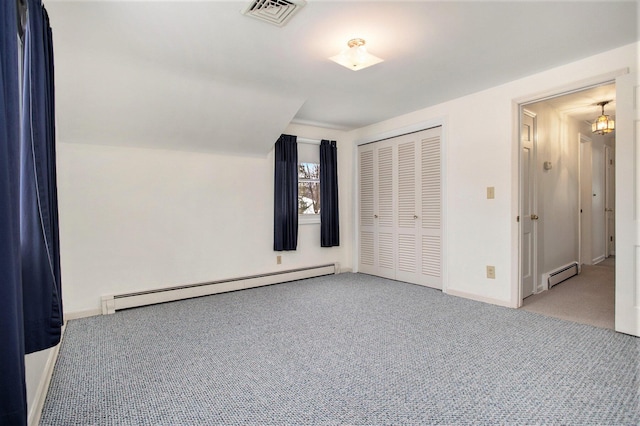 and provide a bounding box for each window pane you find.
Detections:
[298,182,321,214]
[299,163,320,180]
